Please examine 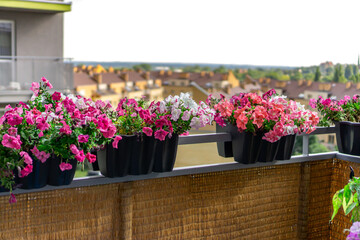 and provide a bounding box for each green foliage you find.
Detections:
[132,63,152,72]
[333,64,347,83]
[293,135,329,155]
[345,65,354,80]
[332,177,360,222]
[314,67,321,82]
[213,65,228,74]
